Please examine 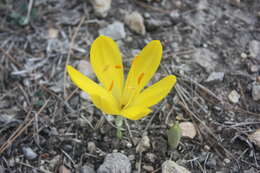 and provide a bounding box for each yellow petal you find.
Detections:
[122,40,162,106]
[67,65,120,114]
[121,106,152,120]
[90,35,124,100]
[90,94,120,115]
[131,75,176,107]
